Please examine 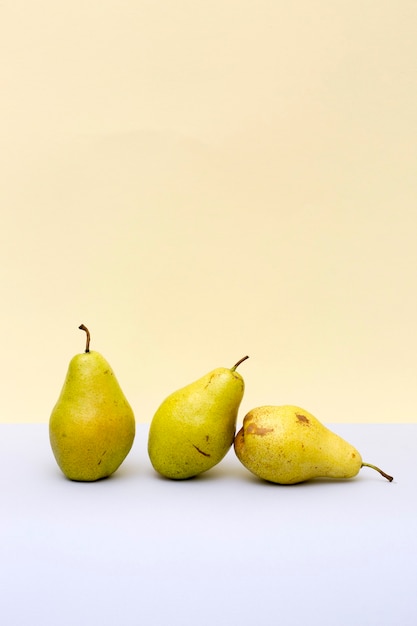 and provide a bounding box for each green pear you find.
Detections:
[49,325,136,481]
[234,405,393,484]
[148,356,249,479]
